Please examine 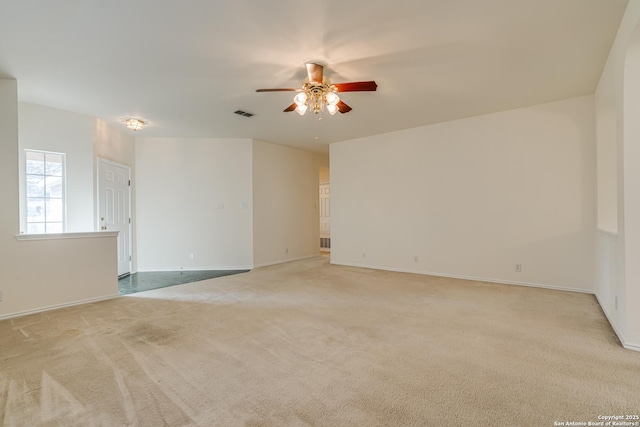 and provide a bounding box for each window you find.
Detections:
[25,150,66,234]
